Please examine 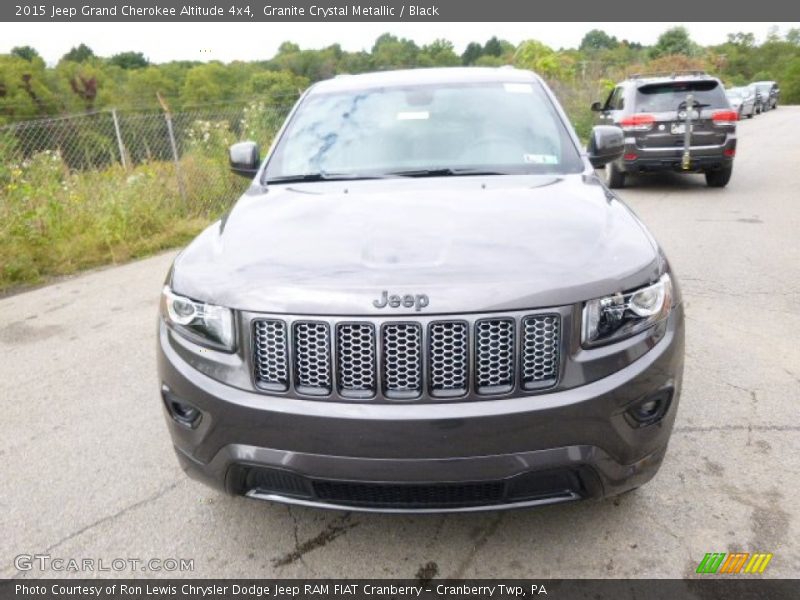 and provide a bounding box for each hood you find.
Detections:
[171,174,663,315]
